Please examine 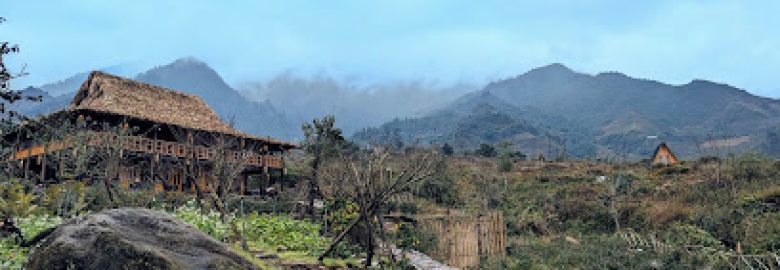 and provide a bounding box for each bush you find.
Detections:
[738,213,780,253]
[732,153,772,181]
[0,239,26,269]
[241,213,328,256]
[173,201,231,241]
[440,143,454,156]
[417,174,462,207]
[498,156,513,173]
[394,223,437,254]
[475,143,497,157]
[15,214,62,242]
[174,201,330,256]
[655,164,690,175]
[324,198,359,235]
[1,214,61,269]
[39,181,88,217]
[0,179,40,218]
